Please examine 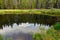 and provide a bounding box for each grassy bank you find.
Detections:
[33,28,60,40]
[33,22,60,40]
[0,9,60,16]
